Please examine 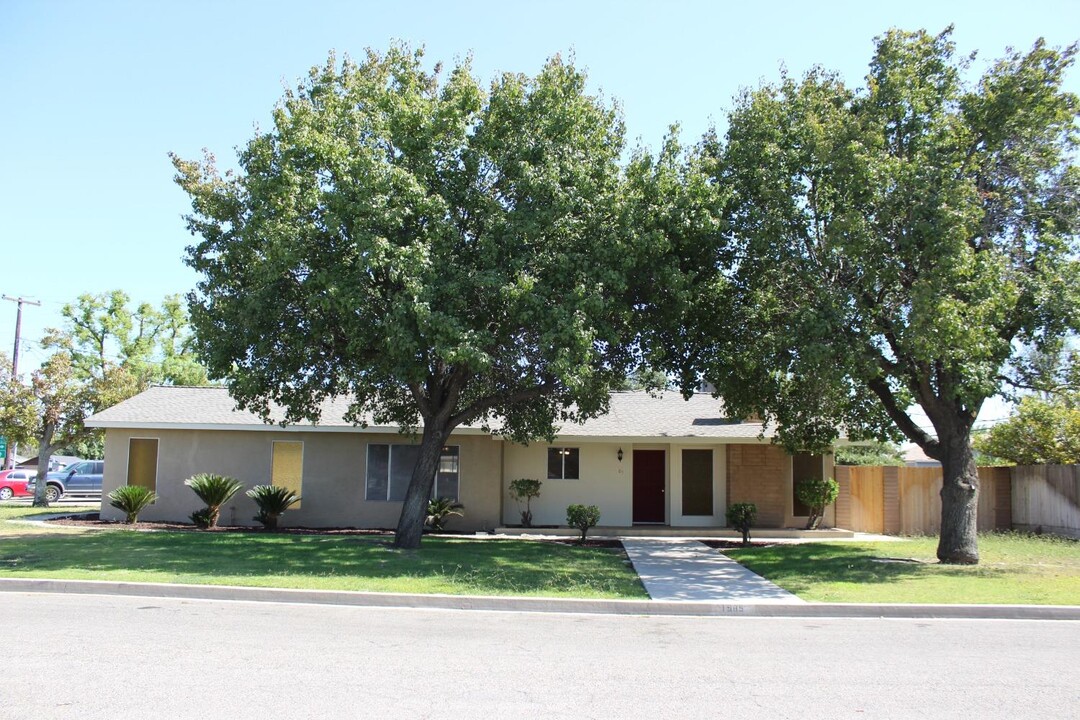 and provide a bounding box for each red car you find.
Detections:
[0,469,35,500]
